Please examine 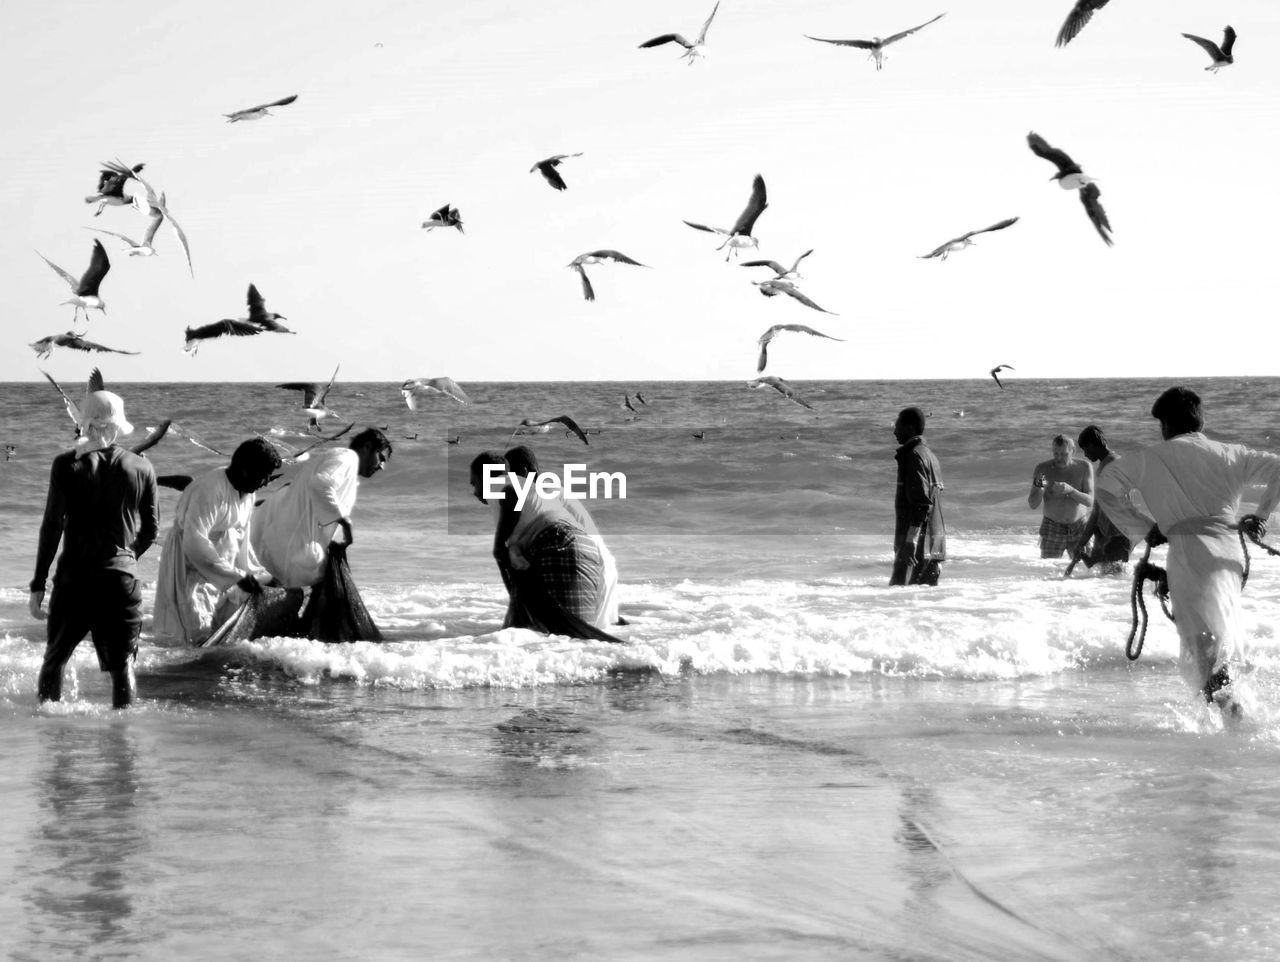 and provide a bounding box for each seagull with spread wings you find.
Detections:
[685,174,768,261]
[184,283,293,354]
[567,250,648,302]
[225,93,298,122]
[741,249,813,280]
[747,376,815,410]
[85,160,145,216]
[31,331,139,360]
[86,170,193,275]
[1055,0,1111,47]
[1182,26,1236,72]
[805,13,945,70]
[512,416,590,445]
[919,217,1020,260]
[277,365,340,432]
[37,239,111,326]
[756,324,845,374]
[639,1,720,64]
[530,153,583,192]
[990,364,1015,389]
[422,204,464,233]
[753,279,836,314]
[1027,133,1113,246]
[401,377,470,408]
